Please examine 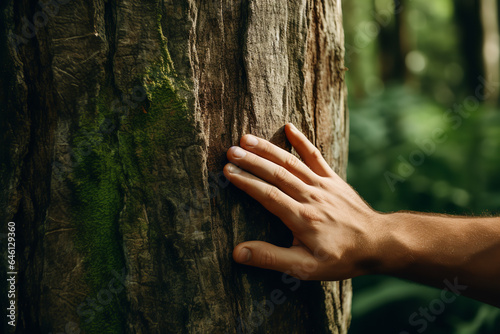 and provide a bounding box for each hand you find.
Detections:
[223,123,379,281]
